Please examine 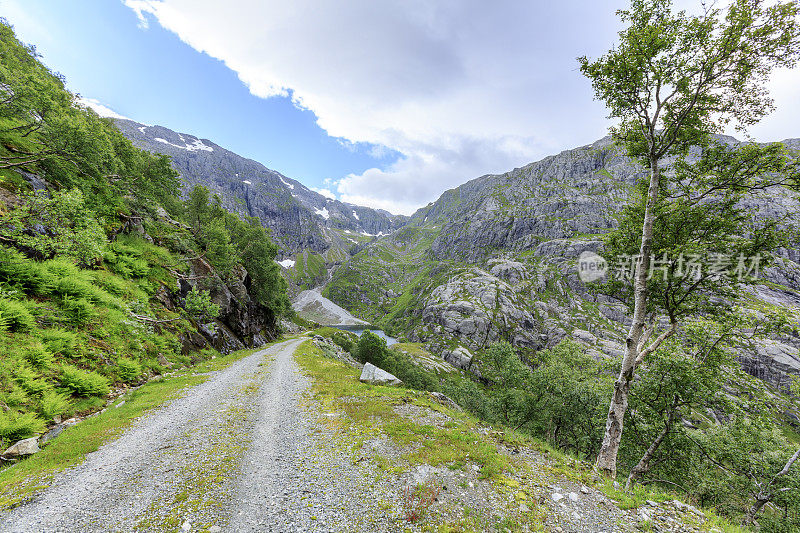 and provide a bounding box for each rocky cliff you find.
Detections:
[114,119,407,257]
[324,136,800,396]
